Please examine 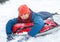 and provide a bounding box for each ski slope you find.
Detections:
[0,0,60,42]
